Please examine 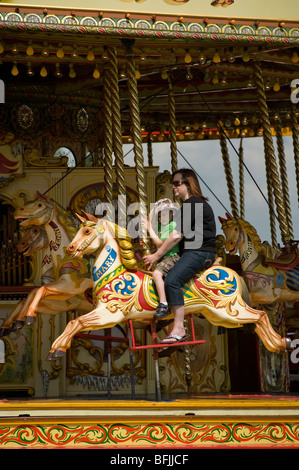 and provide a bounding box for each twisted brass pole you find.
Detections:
[125,50,150,252]
[238,137,245,219]
[253,62,290,245]
[168,76,178,173]
[264,150,277,247]
[219,127,239,218]
[147,133,153,166]
[275,115,293,238]
[108,46,126,225]
[291,104,299,208]
[103,64,114,220]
